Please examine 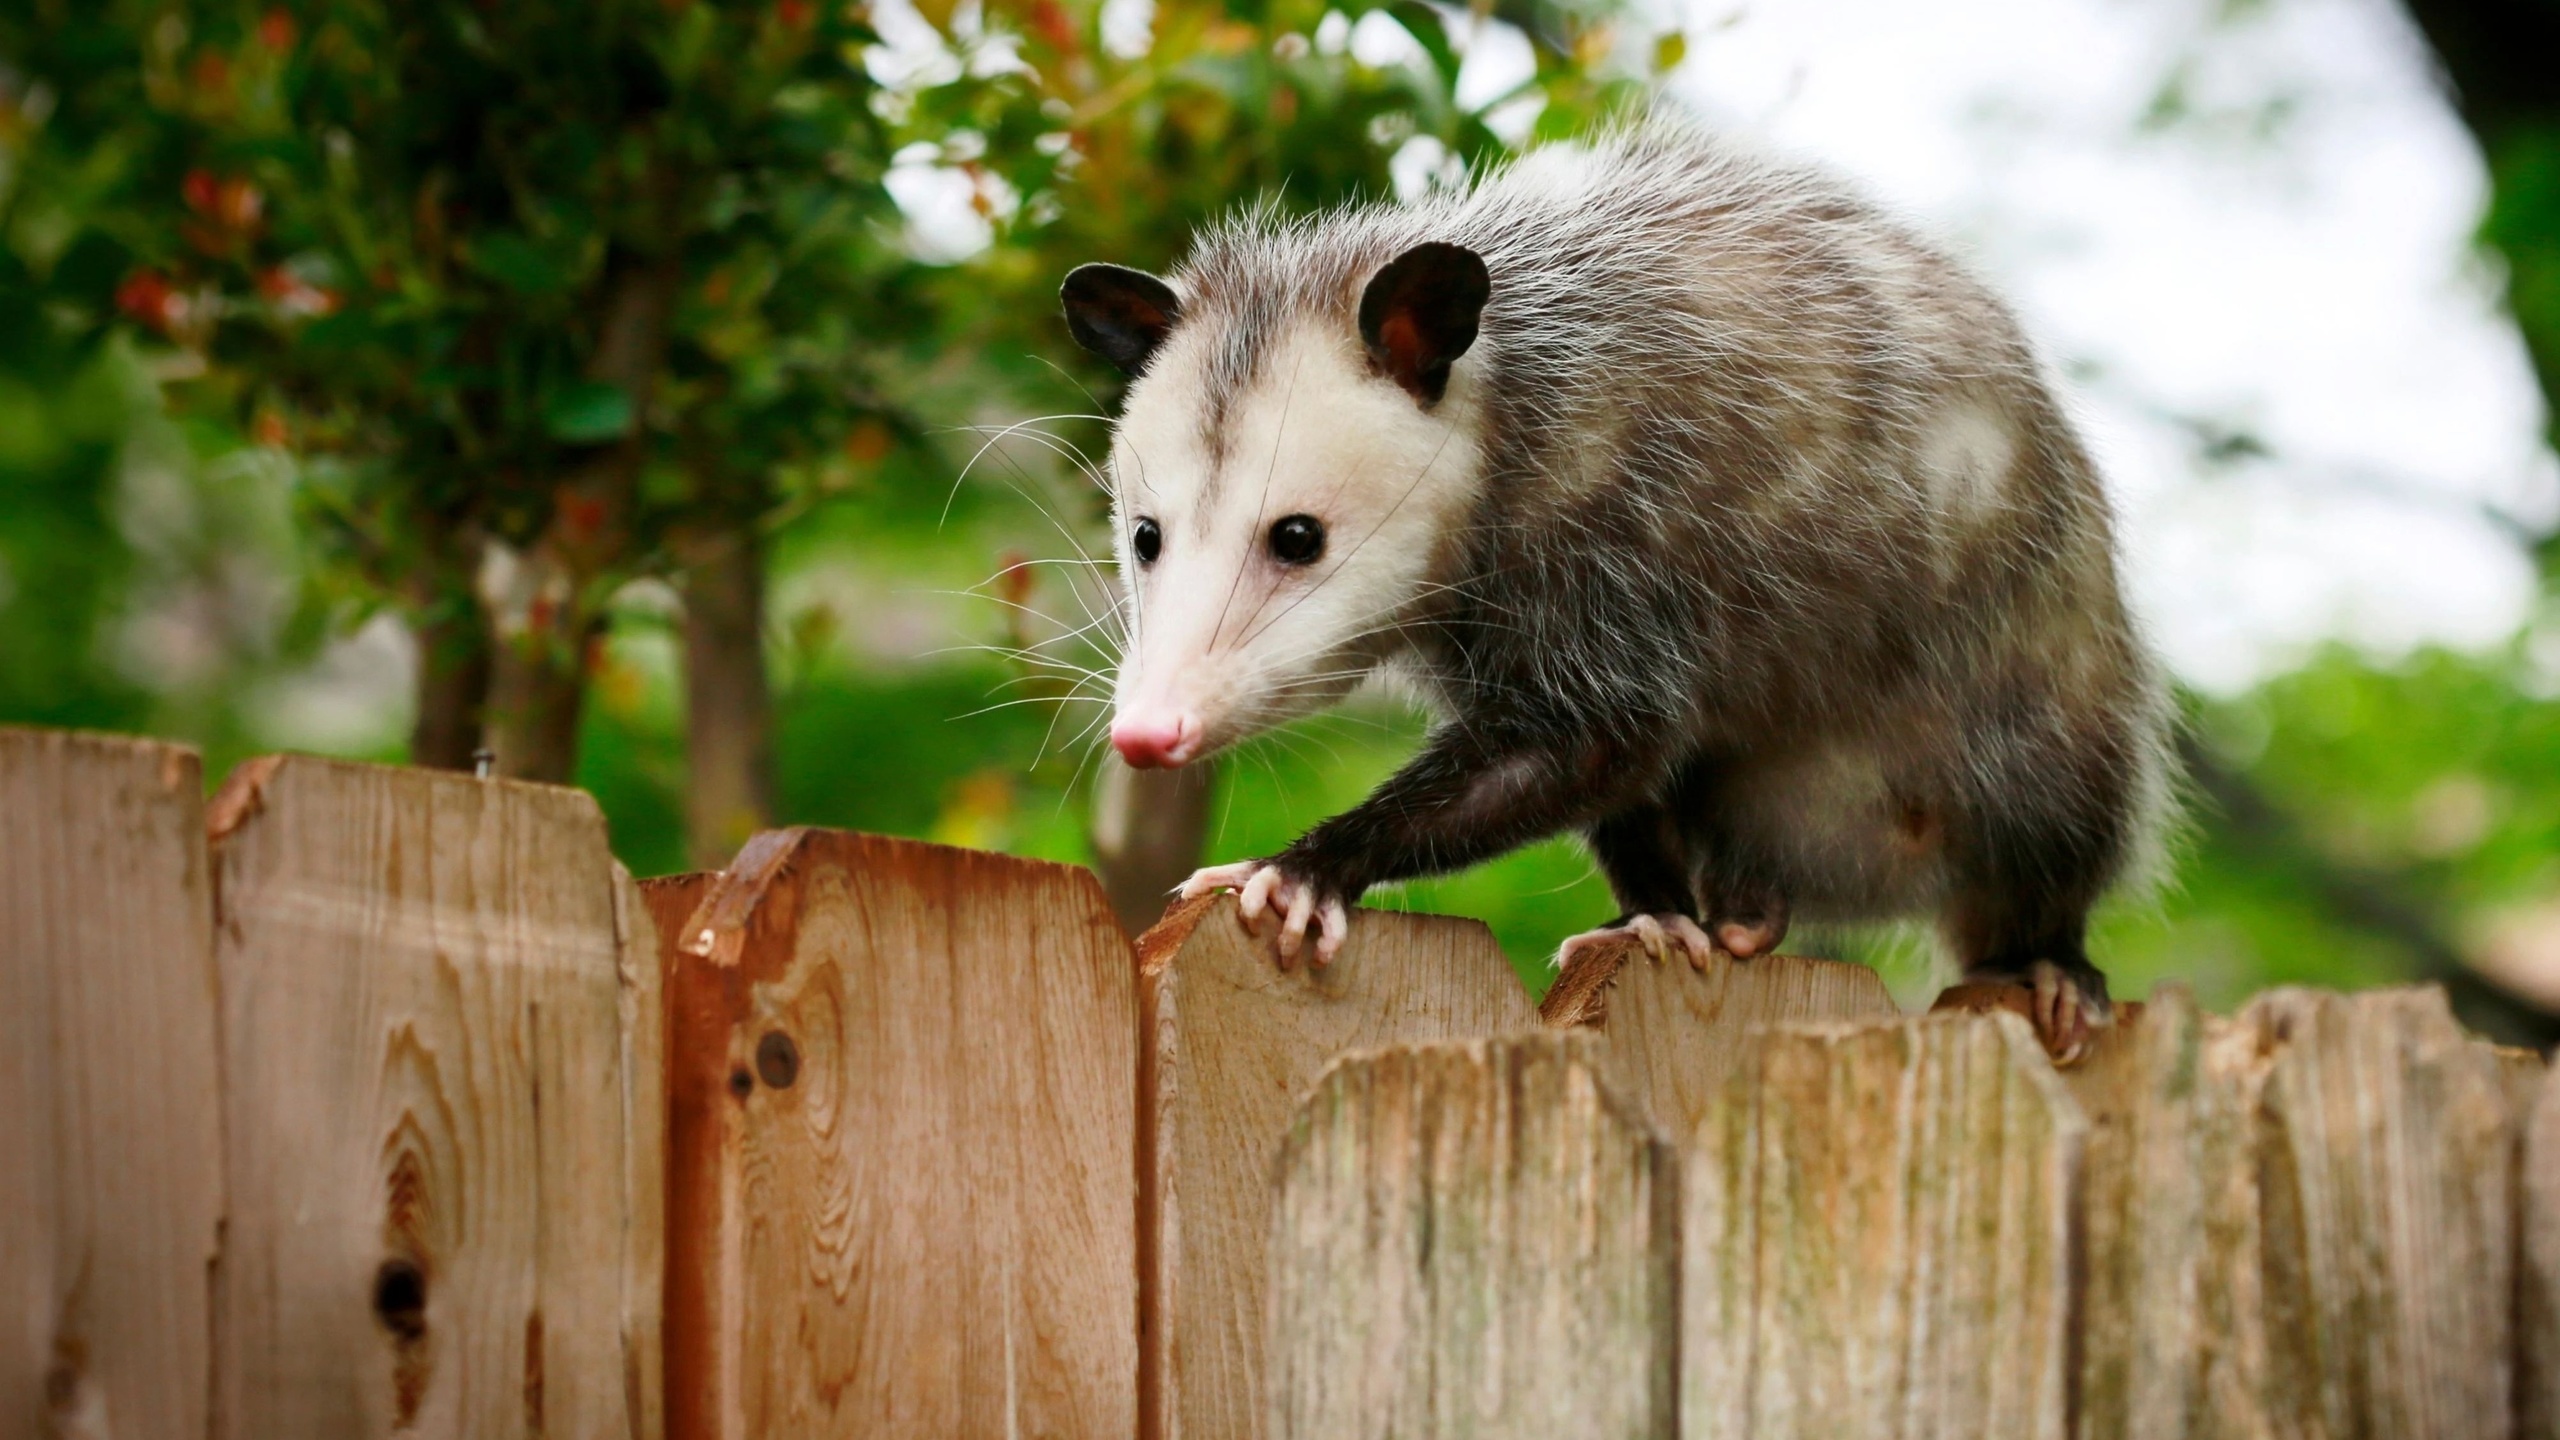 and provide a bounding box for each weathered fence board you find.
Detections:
[2242,986,2522,1440]
[2062,987,2268,1440]
[612,863,669,1440]
[2525,1058,2560,1440]
[656,828,1136,1440]
[1139,894,1539,1440]
[1685,1010,2082,1440]
[208,754,658,1440]
[0,728,225,1440]
[643,871,722,1440]
[1265,1034,1679,1439]
[1540,939,1896,1141]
